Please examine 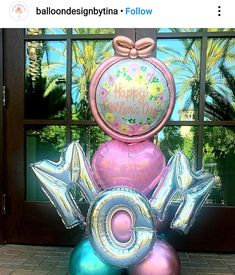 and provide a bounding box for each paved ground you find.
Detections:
[0,244,234,274]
